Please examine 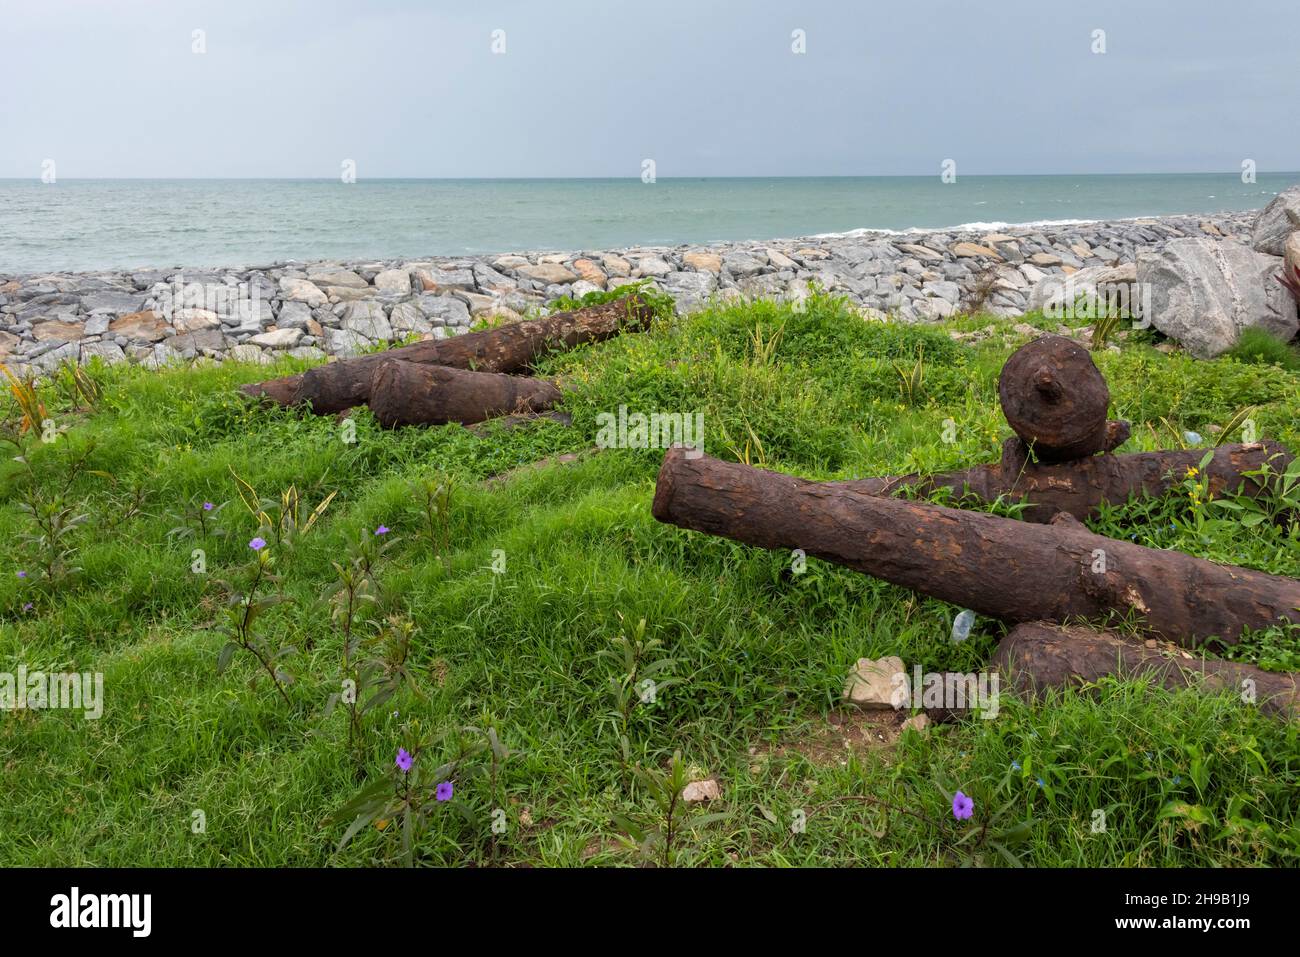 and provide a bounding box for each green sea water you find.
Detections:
[1,173,1296,273]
